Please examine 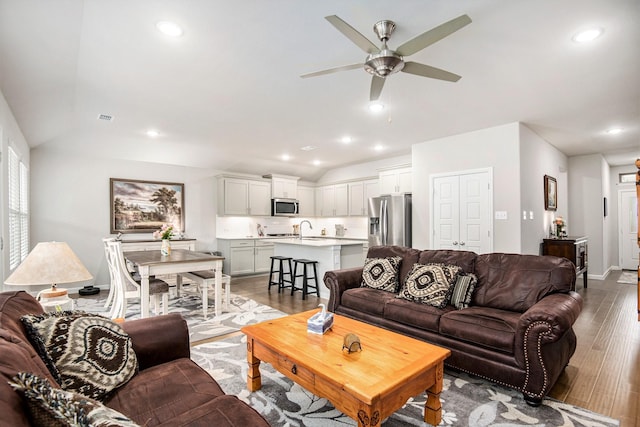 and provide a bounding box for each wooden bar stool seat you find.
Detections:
[291,259,320,300]
[268,256,293,292]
